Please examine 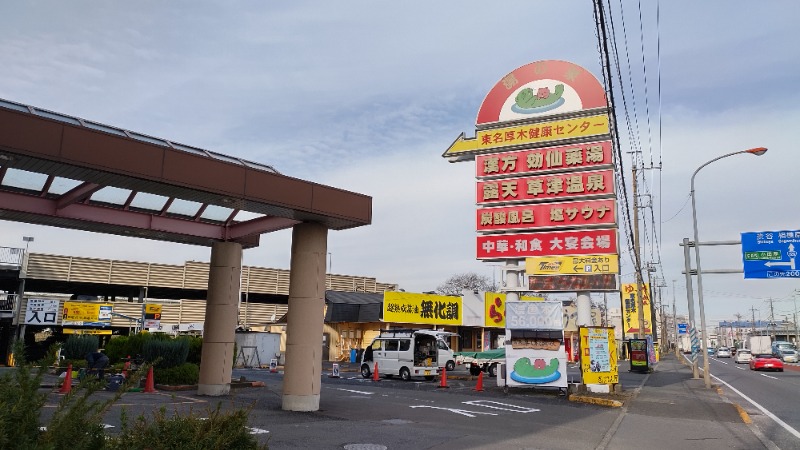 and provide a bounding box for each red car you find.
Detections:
[749,354,784,372]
